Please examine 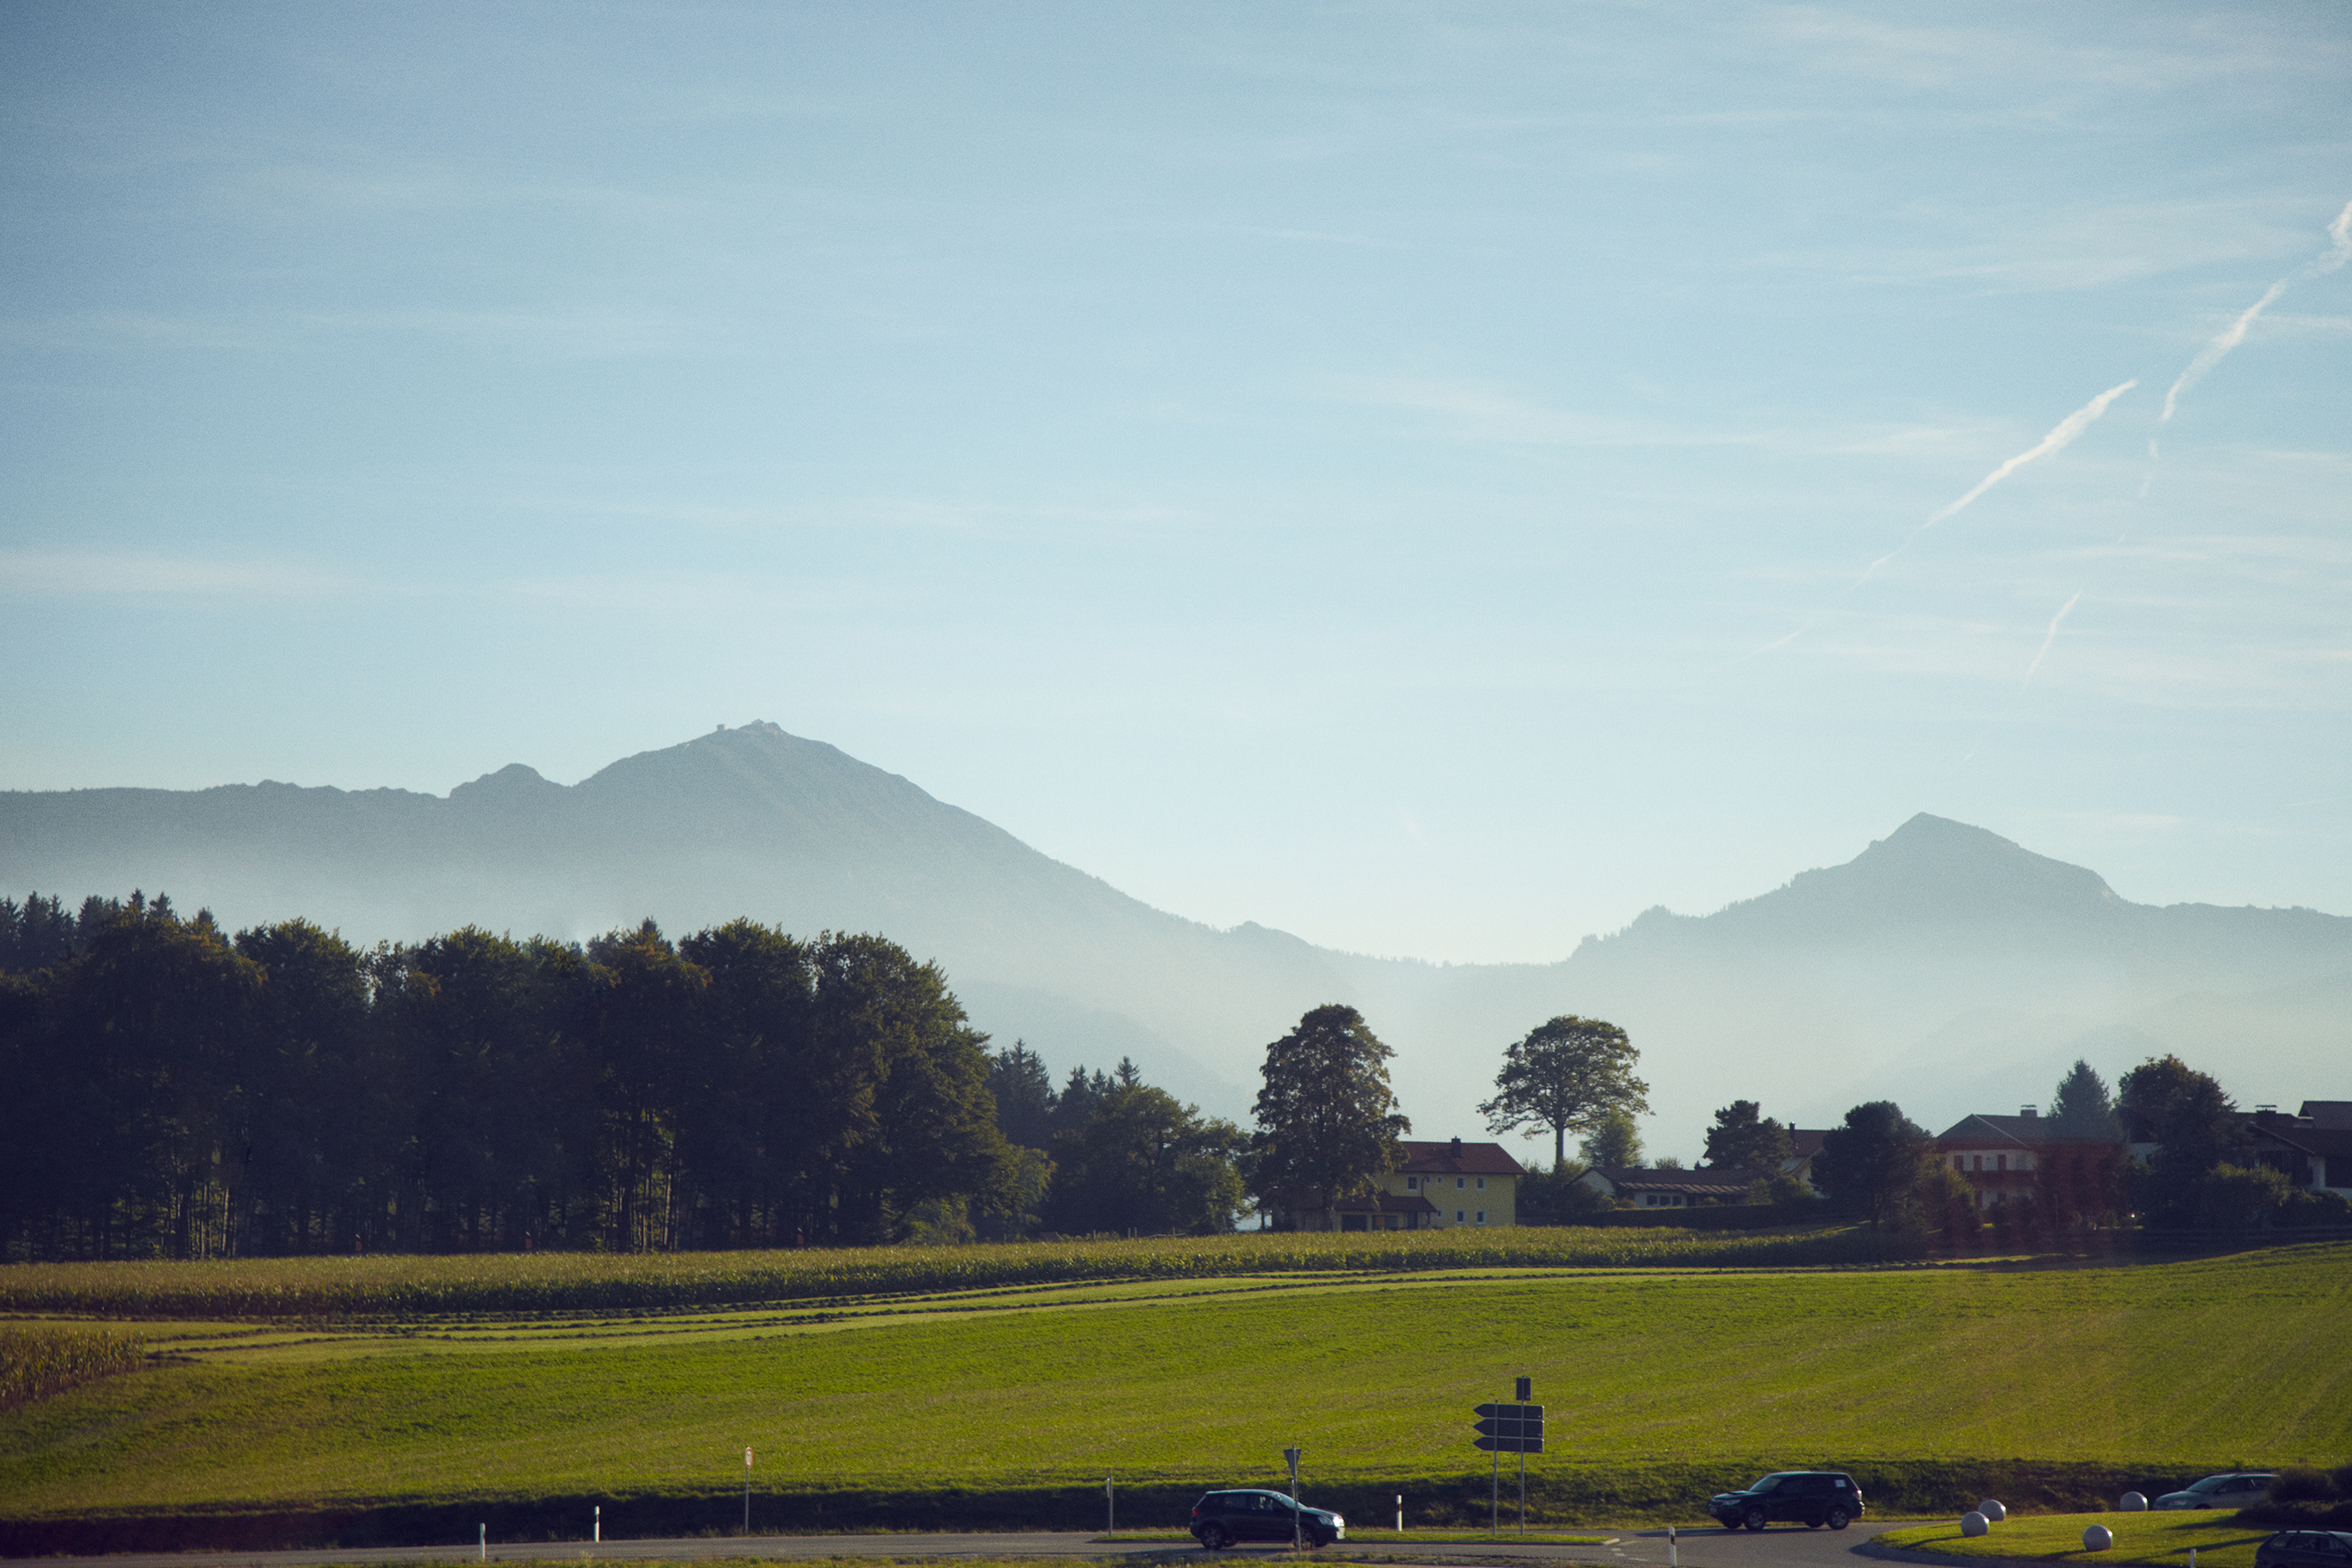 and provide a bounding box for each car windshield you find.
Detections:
[1748,1474,1792,1492]
[2191,1477,2233,1493]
